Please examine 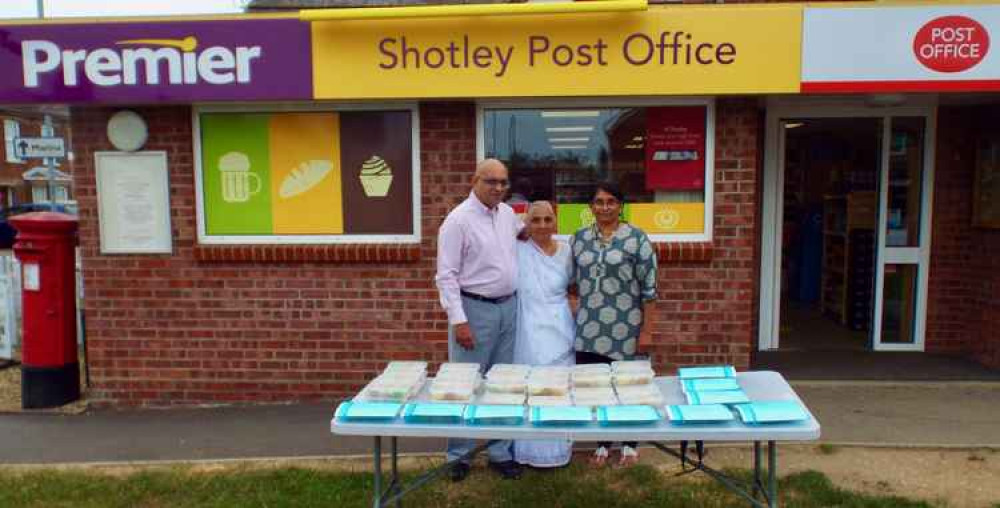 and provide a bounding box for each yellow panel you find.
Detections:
[628,203,704,234]
[268,113,344,234]
[311,5,802,99]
